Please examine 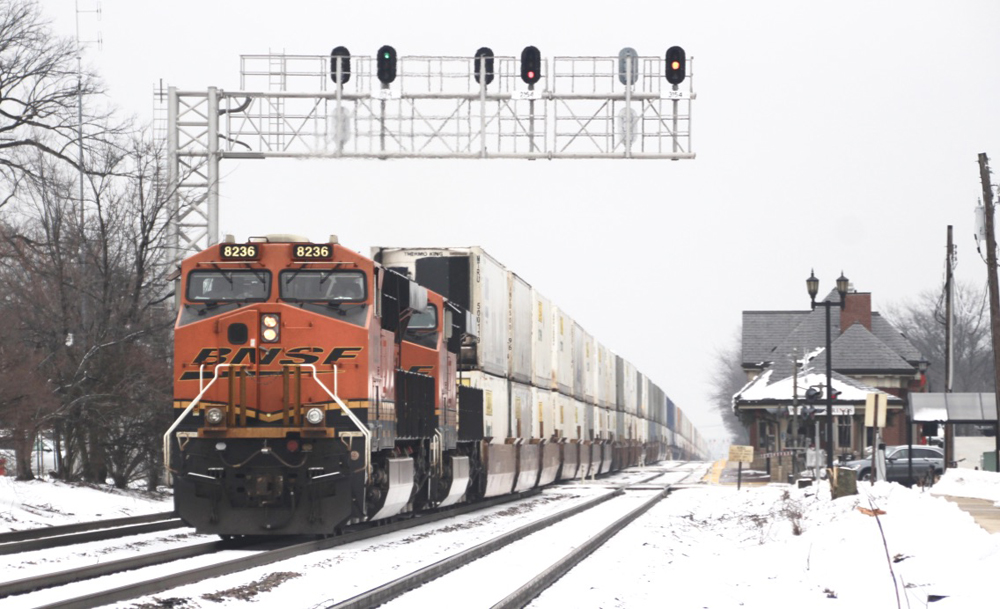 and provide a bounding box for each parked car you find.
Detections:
[841,445,944,485]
